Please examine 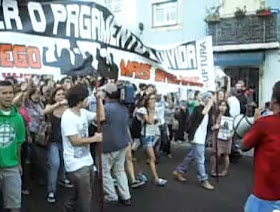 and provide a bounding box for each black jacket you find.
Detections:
[186,105,214,141]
